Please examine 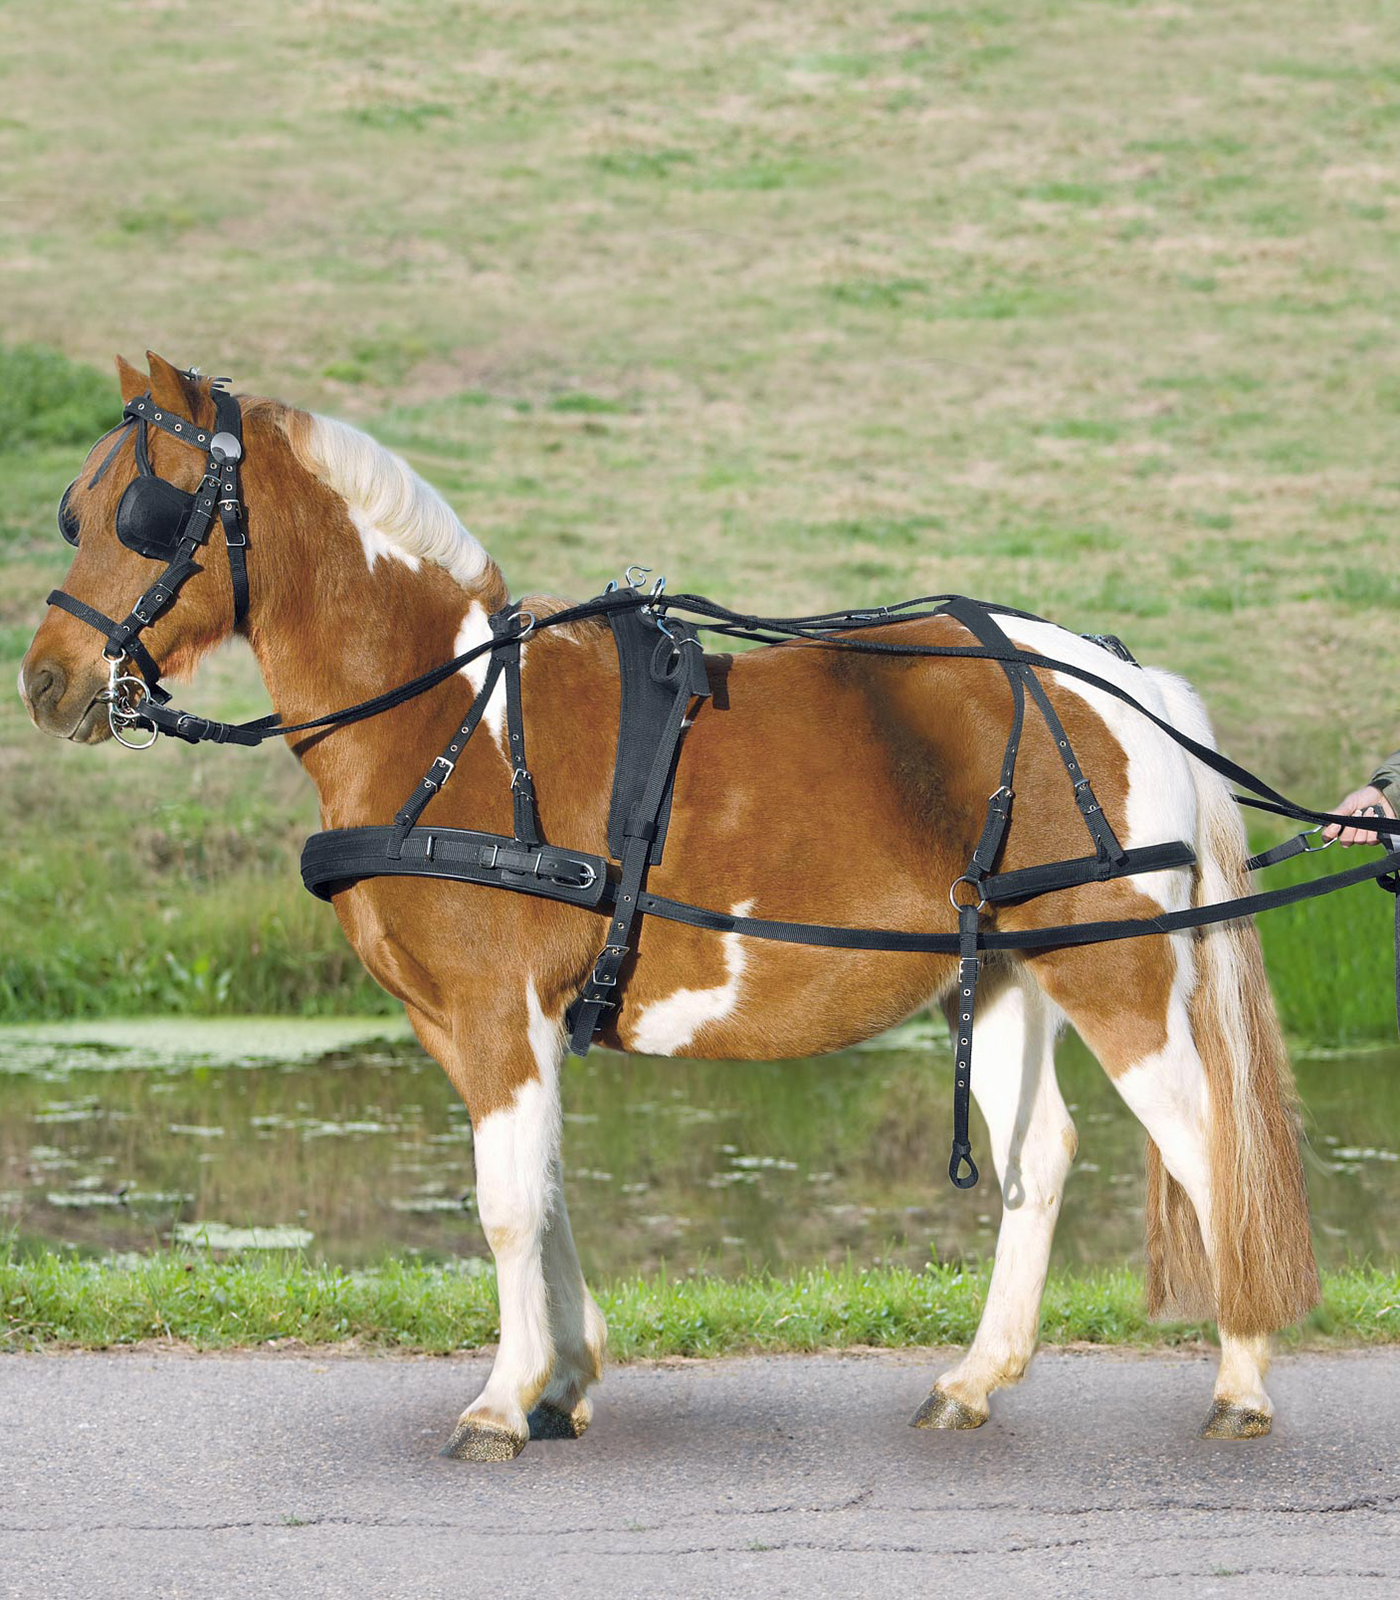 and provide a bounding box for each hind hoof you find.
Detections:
[438,1417,527,1461]
[528,1400,590,1440]
[910,1388,988,1430]
[1200,1400,1272,1440]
